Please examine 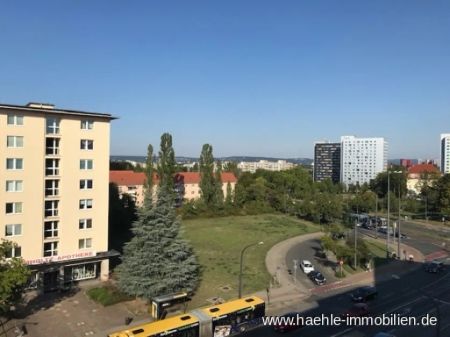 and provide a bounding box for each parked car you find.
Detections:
[300,260,314,274]
[308,270,326,285]
[424,260,445,273]
[350,286,378,302]
[273,312,303,333]
[340,303,369,319]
